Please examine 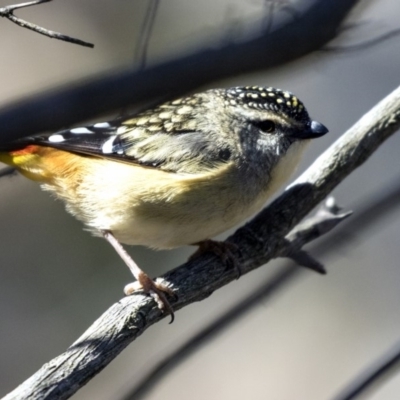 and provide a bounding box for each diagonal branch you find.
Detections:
[3,81,400,399]
[121,198,352,400]
[332,341,400,400]
[0,0,94,48]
